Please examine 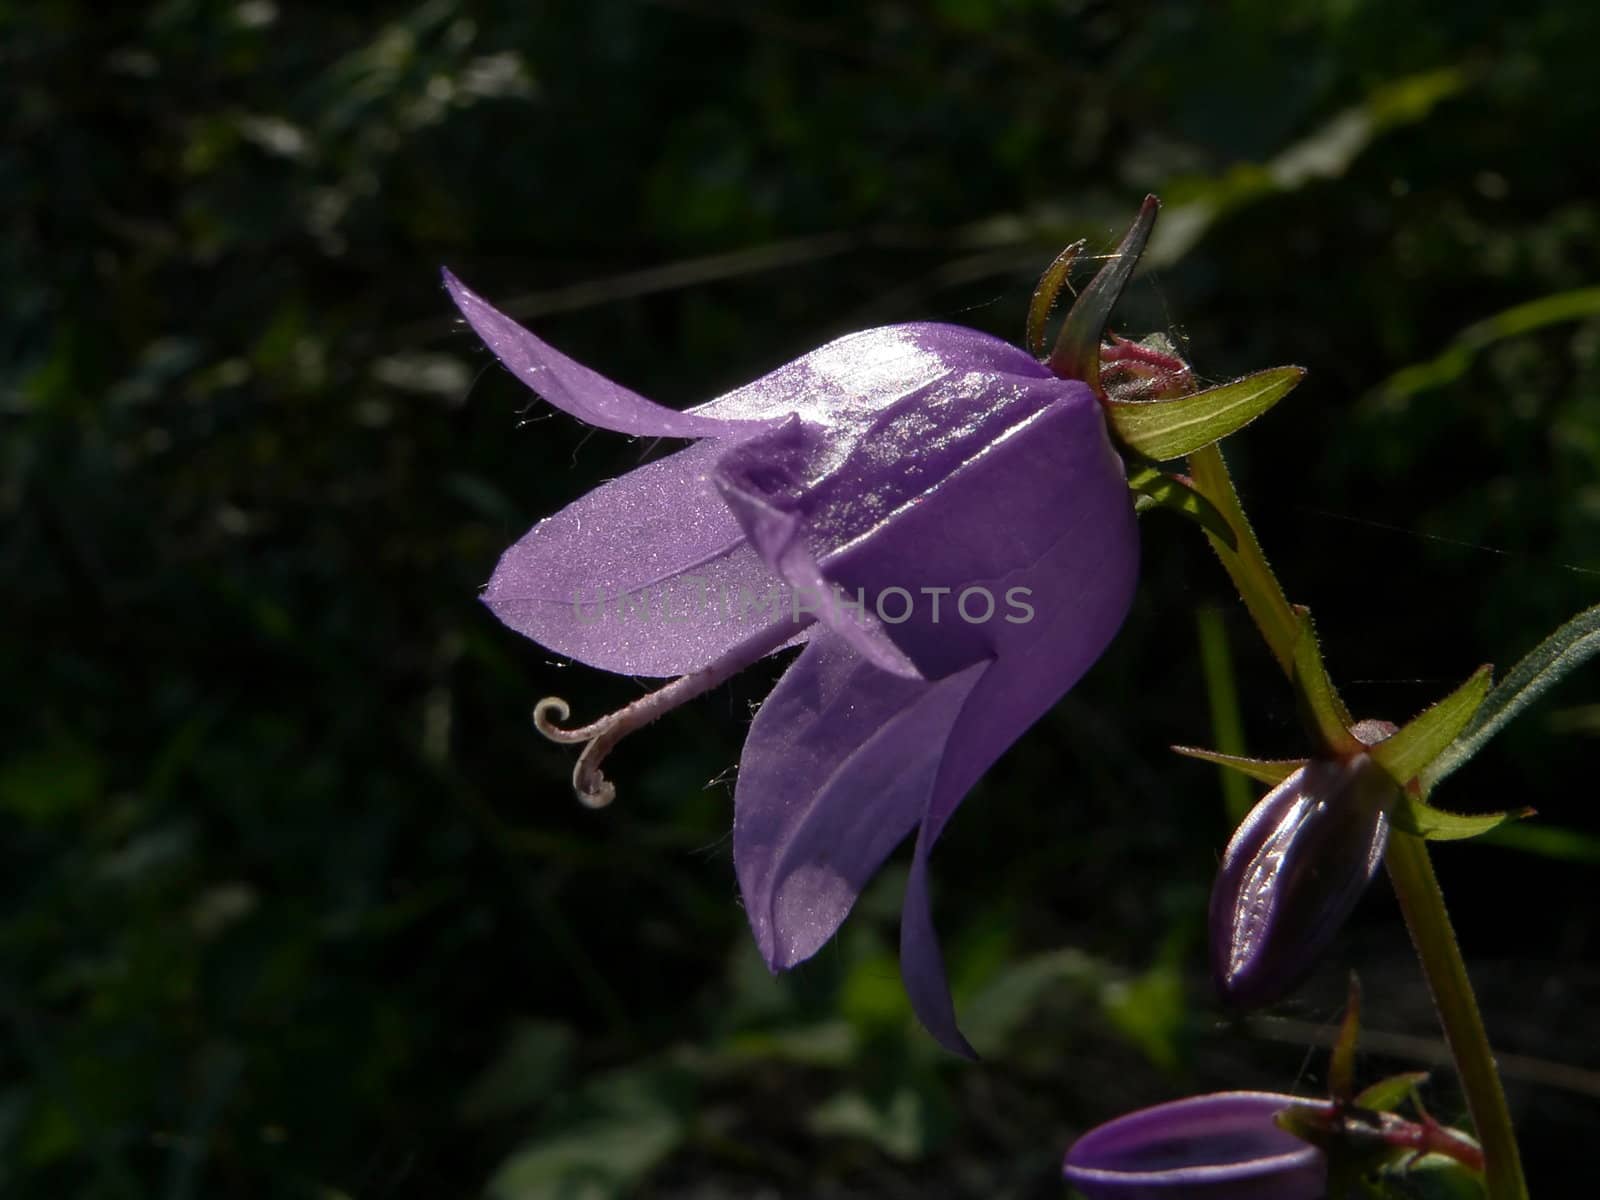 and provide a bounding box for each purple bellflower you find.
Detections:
[1062,1091,1330,1200]
[445,207,1165,1055]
